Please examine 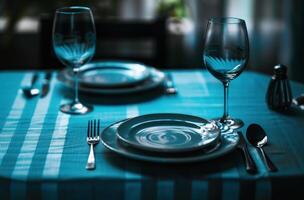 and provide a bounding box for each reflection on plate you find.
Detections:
[57,62,165,95]
[117,113,220,153]
[101,120,239,163]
